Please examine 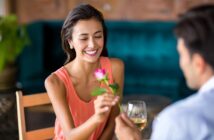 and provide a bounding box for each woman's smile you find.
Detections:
[84,49,98,56]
